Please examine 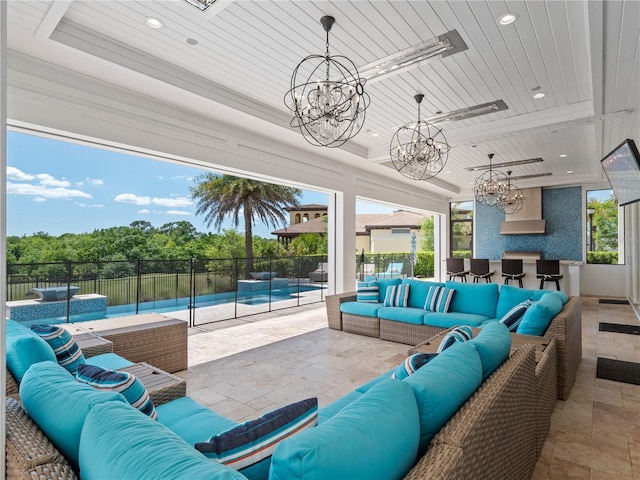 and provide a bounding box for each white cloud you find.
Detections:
[36,173,70,188]
[34,197,47,202]
[7,166,35,181]
[138,209,151,214]
[115,193,192,208]
[164,210,191,216]
[7,182,92,199]
[77,203,104,208]
[86,178,104,185]
[172,175,193,181]
[152,196,192,207]
[115,193,152,205]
